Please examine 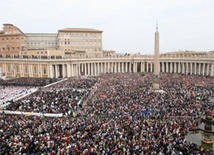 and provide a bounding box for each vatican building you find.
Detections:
[0,23,213,79]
